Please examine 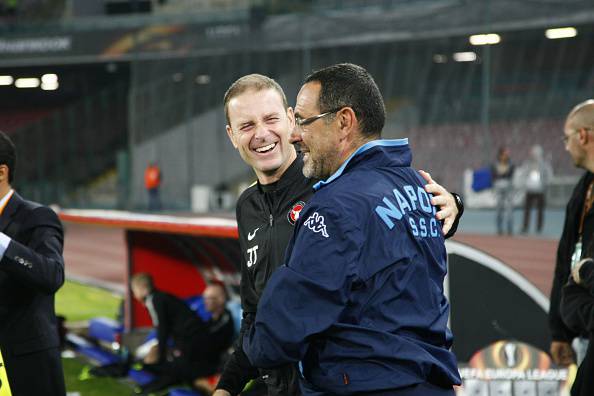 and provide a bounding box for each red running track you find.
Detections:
[62,221,558,298]
[452,234,557,297]
[63,222,127,293]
